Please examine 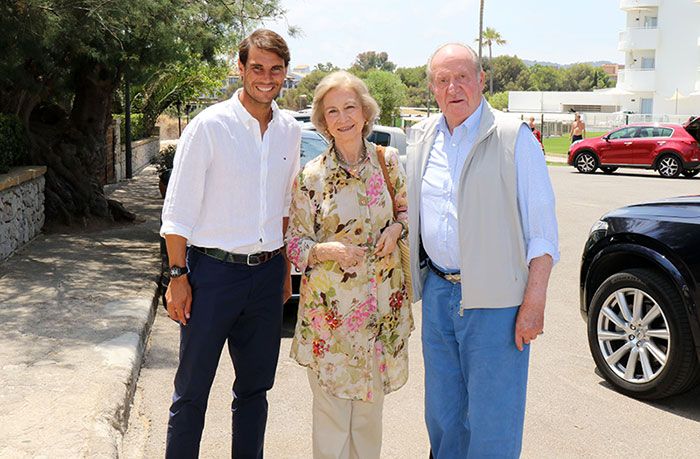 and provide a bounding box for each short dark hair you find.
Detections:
[238,29,290,67]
